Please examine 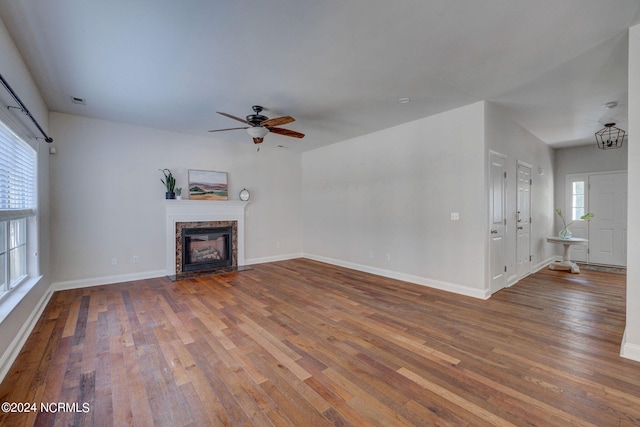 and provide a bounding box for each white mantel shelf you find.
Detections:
[164,199,249,210]
[165,199,248,275]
